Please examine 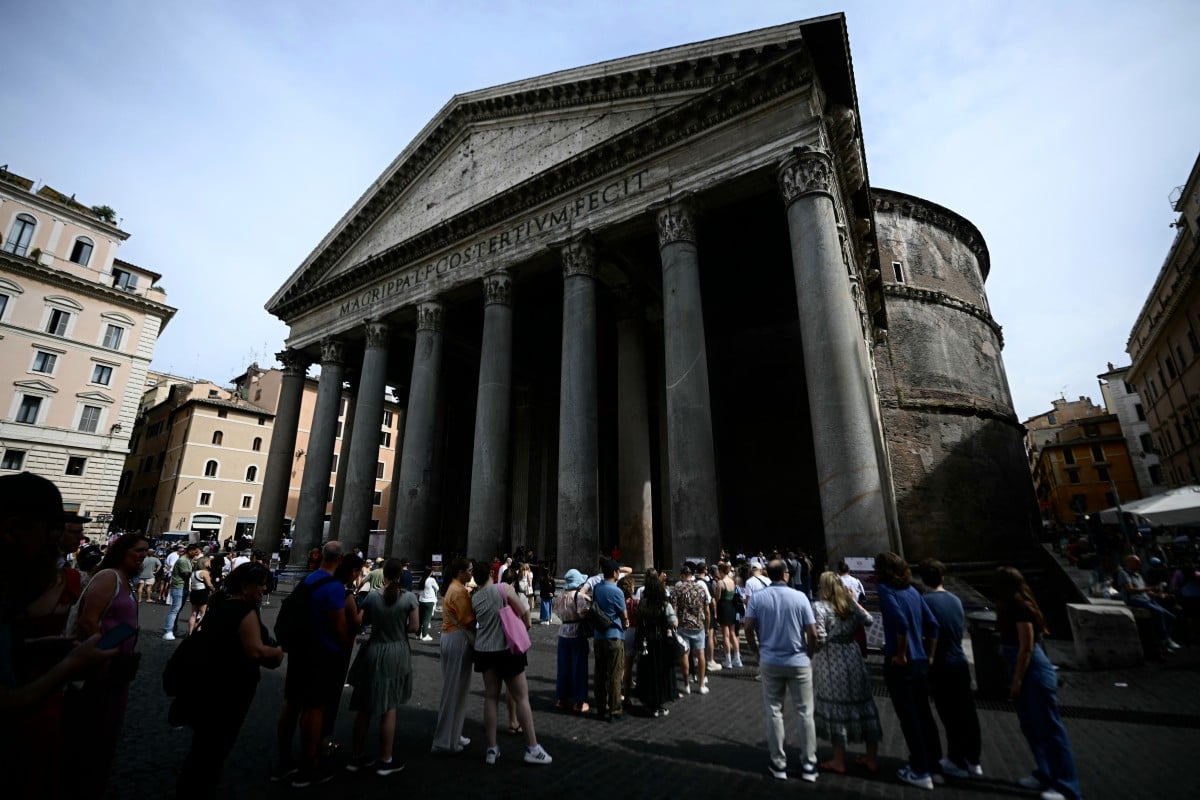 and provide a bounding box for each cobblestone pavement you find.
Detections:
[107,594,1200,799]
